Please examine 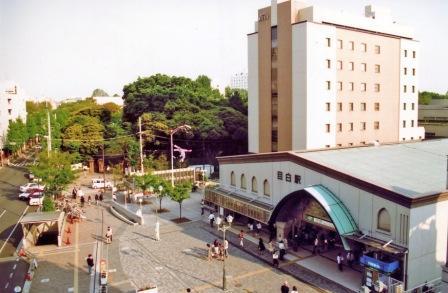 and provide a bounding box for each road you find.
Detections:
[0,164,35,257]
